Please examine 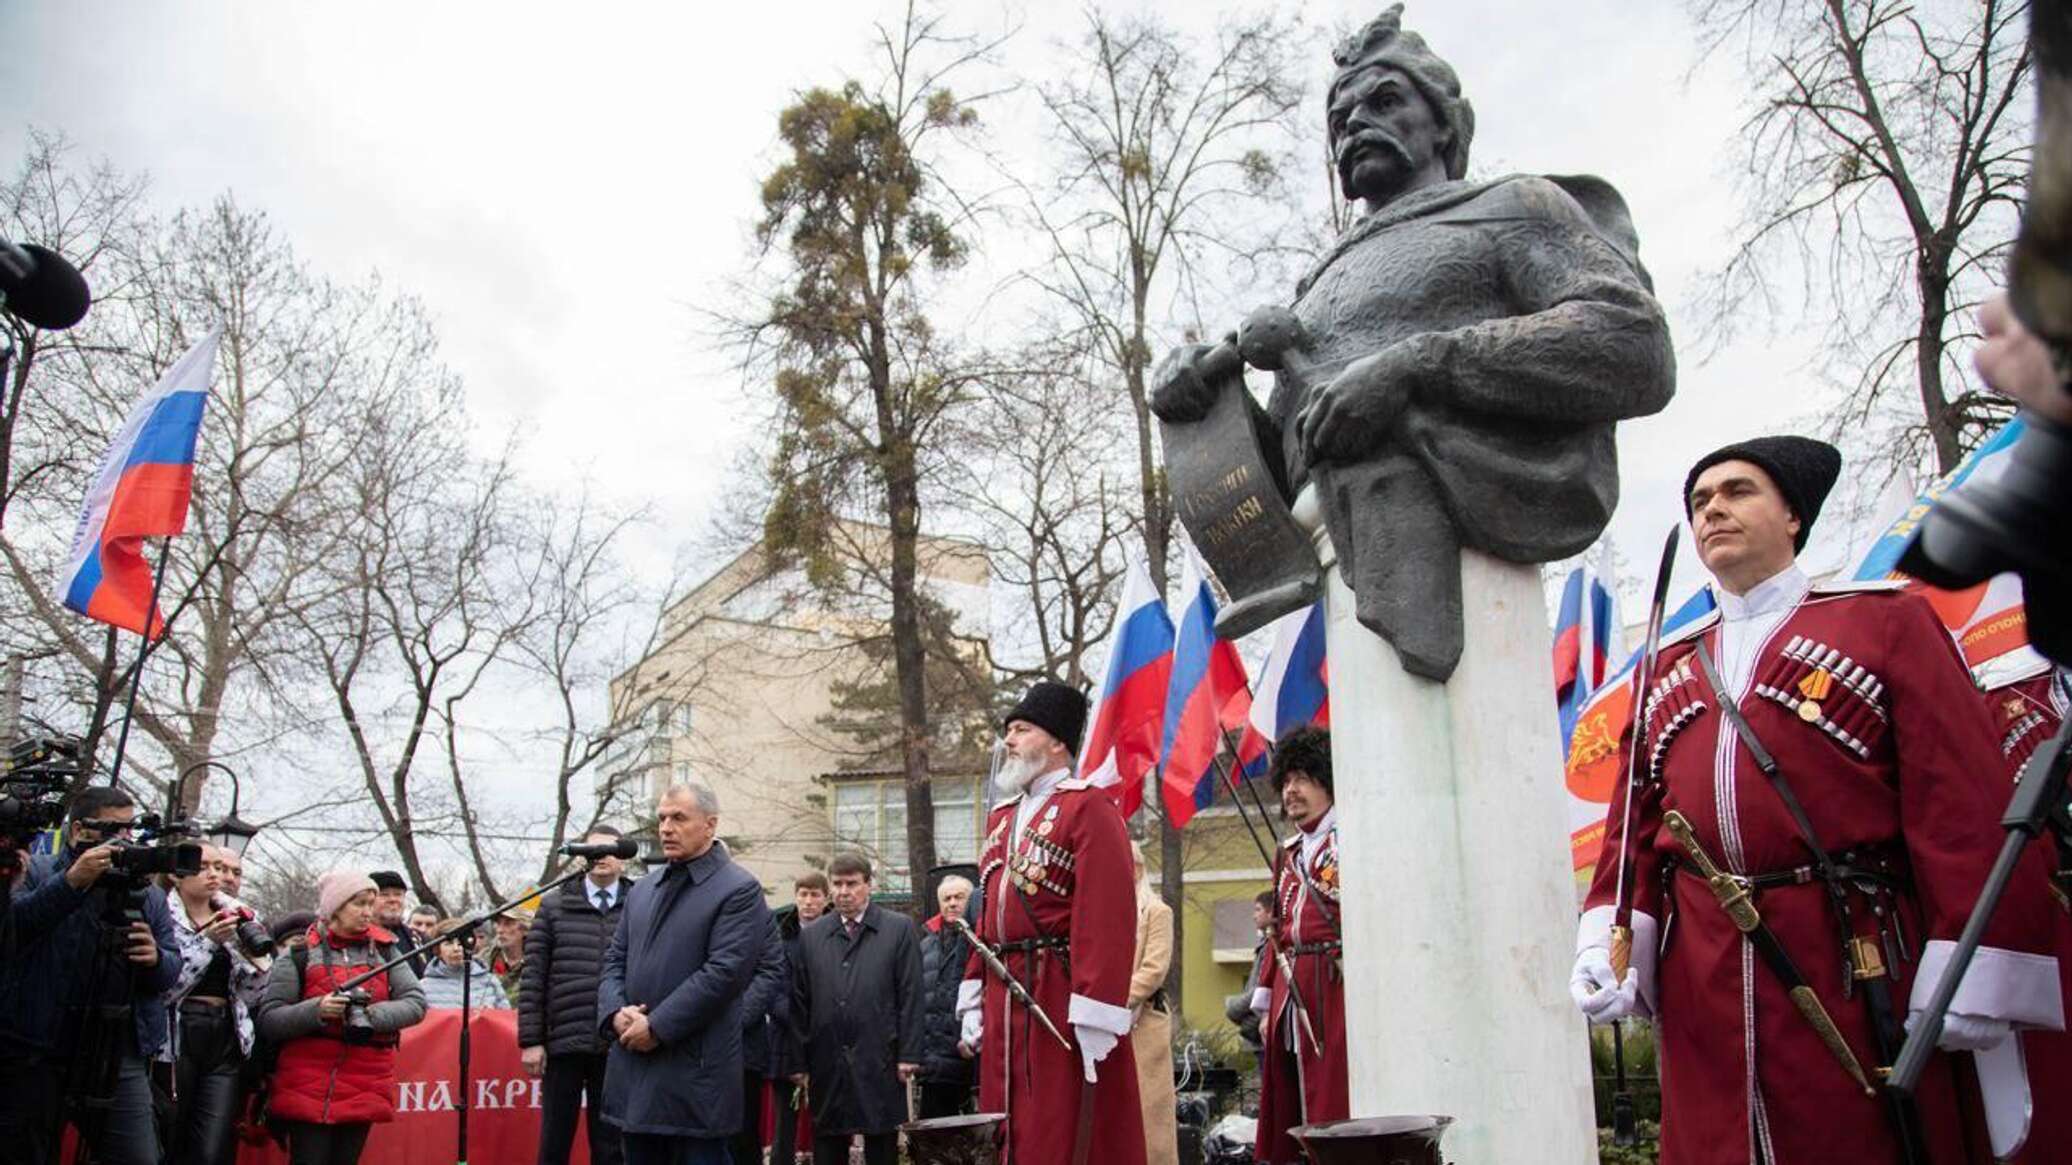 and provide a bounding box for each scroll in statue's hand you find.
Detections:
[1297,342,1419,463]
[1149,340,1241,424]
